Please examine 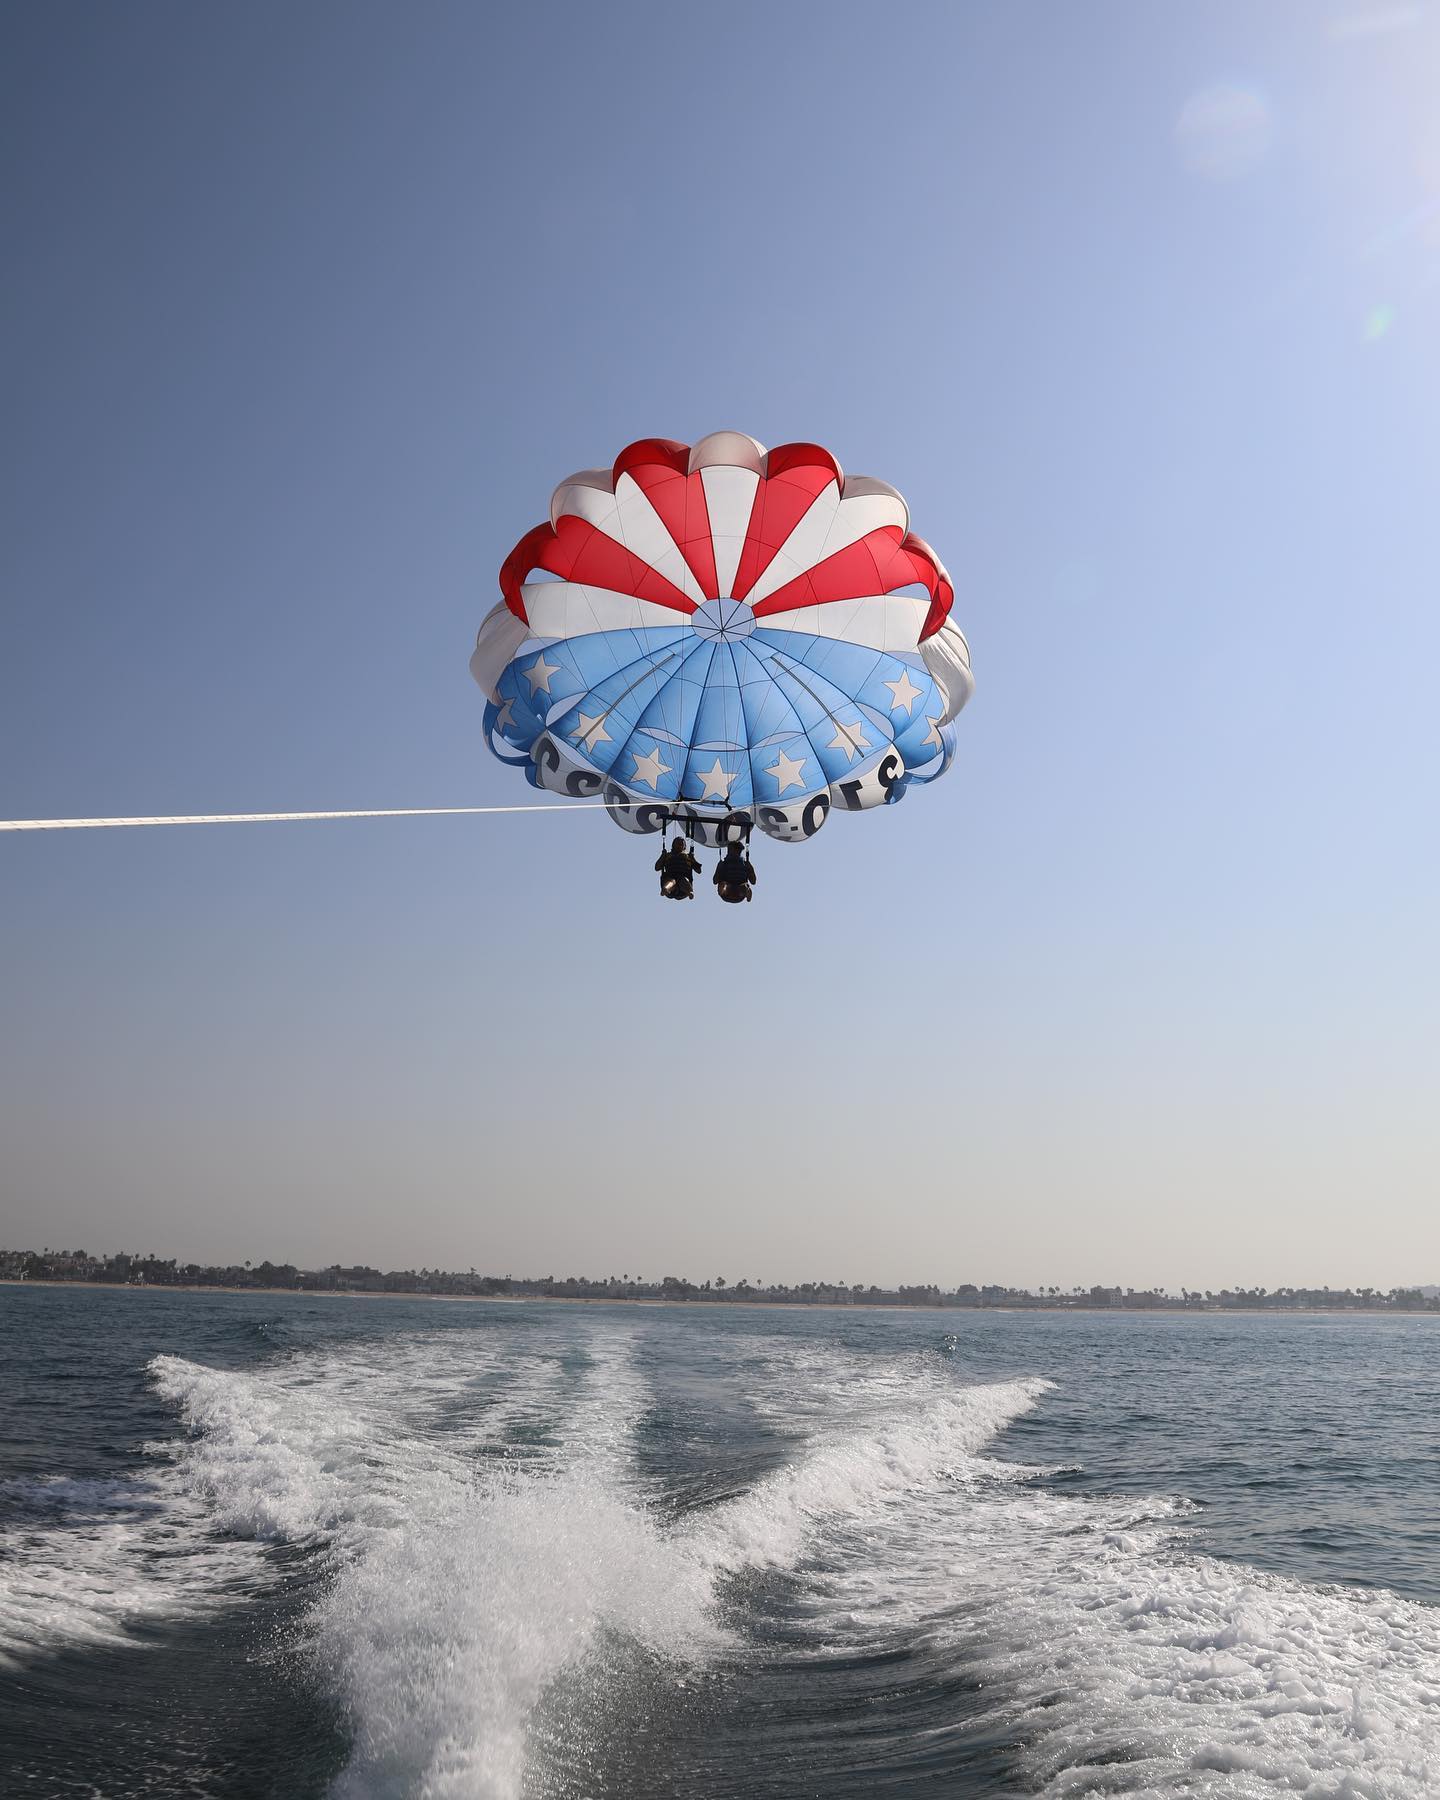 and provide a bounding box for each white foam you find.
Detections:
[772,1430,1440,1796]
[124,1325,1047,1797]
[143,1325,721,1800]
[0,1468,259,1670]
[964,1533,1440,1796]
[0,1325,608,1672]
[314,1326,721,1799]
[667,1334,1440,1795]
[322,1470,717,1800]
[688,1370,1052,1575]
[17,1316,1432,1798]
